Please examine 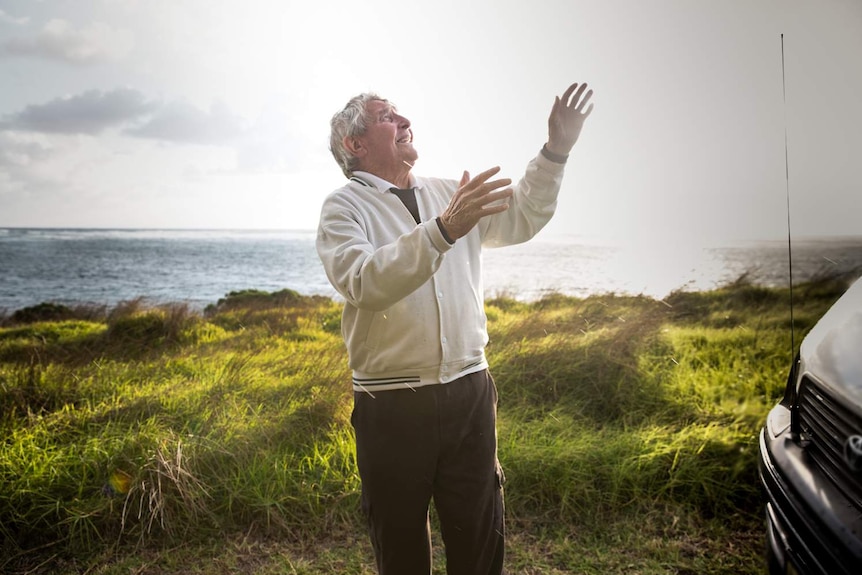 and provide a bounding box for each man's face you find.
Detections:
[352,99,417,174]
